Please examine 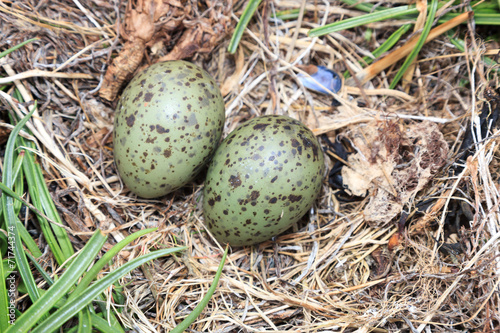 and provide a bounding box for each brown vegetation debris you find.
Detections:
[342,120,449,226]
[99,0,232,101]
